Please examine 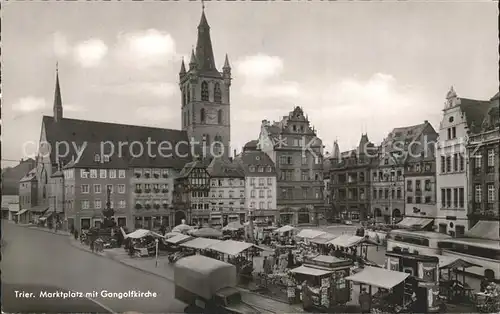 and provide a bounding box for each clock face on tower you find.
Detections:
[206,108,217,124]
